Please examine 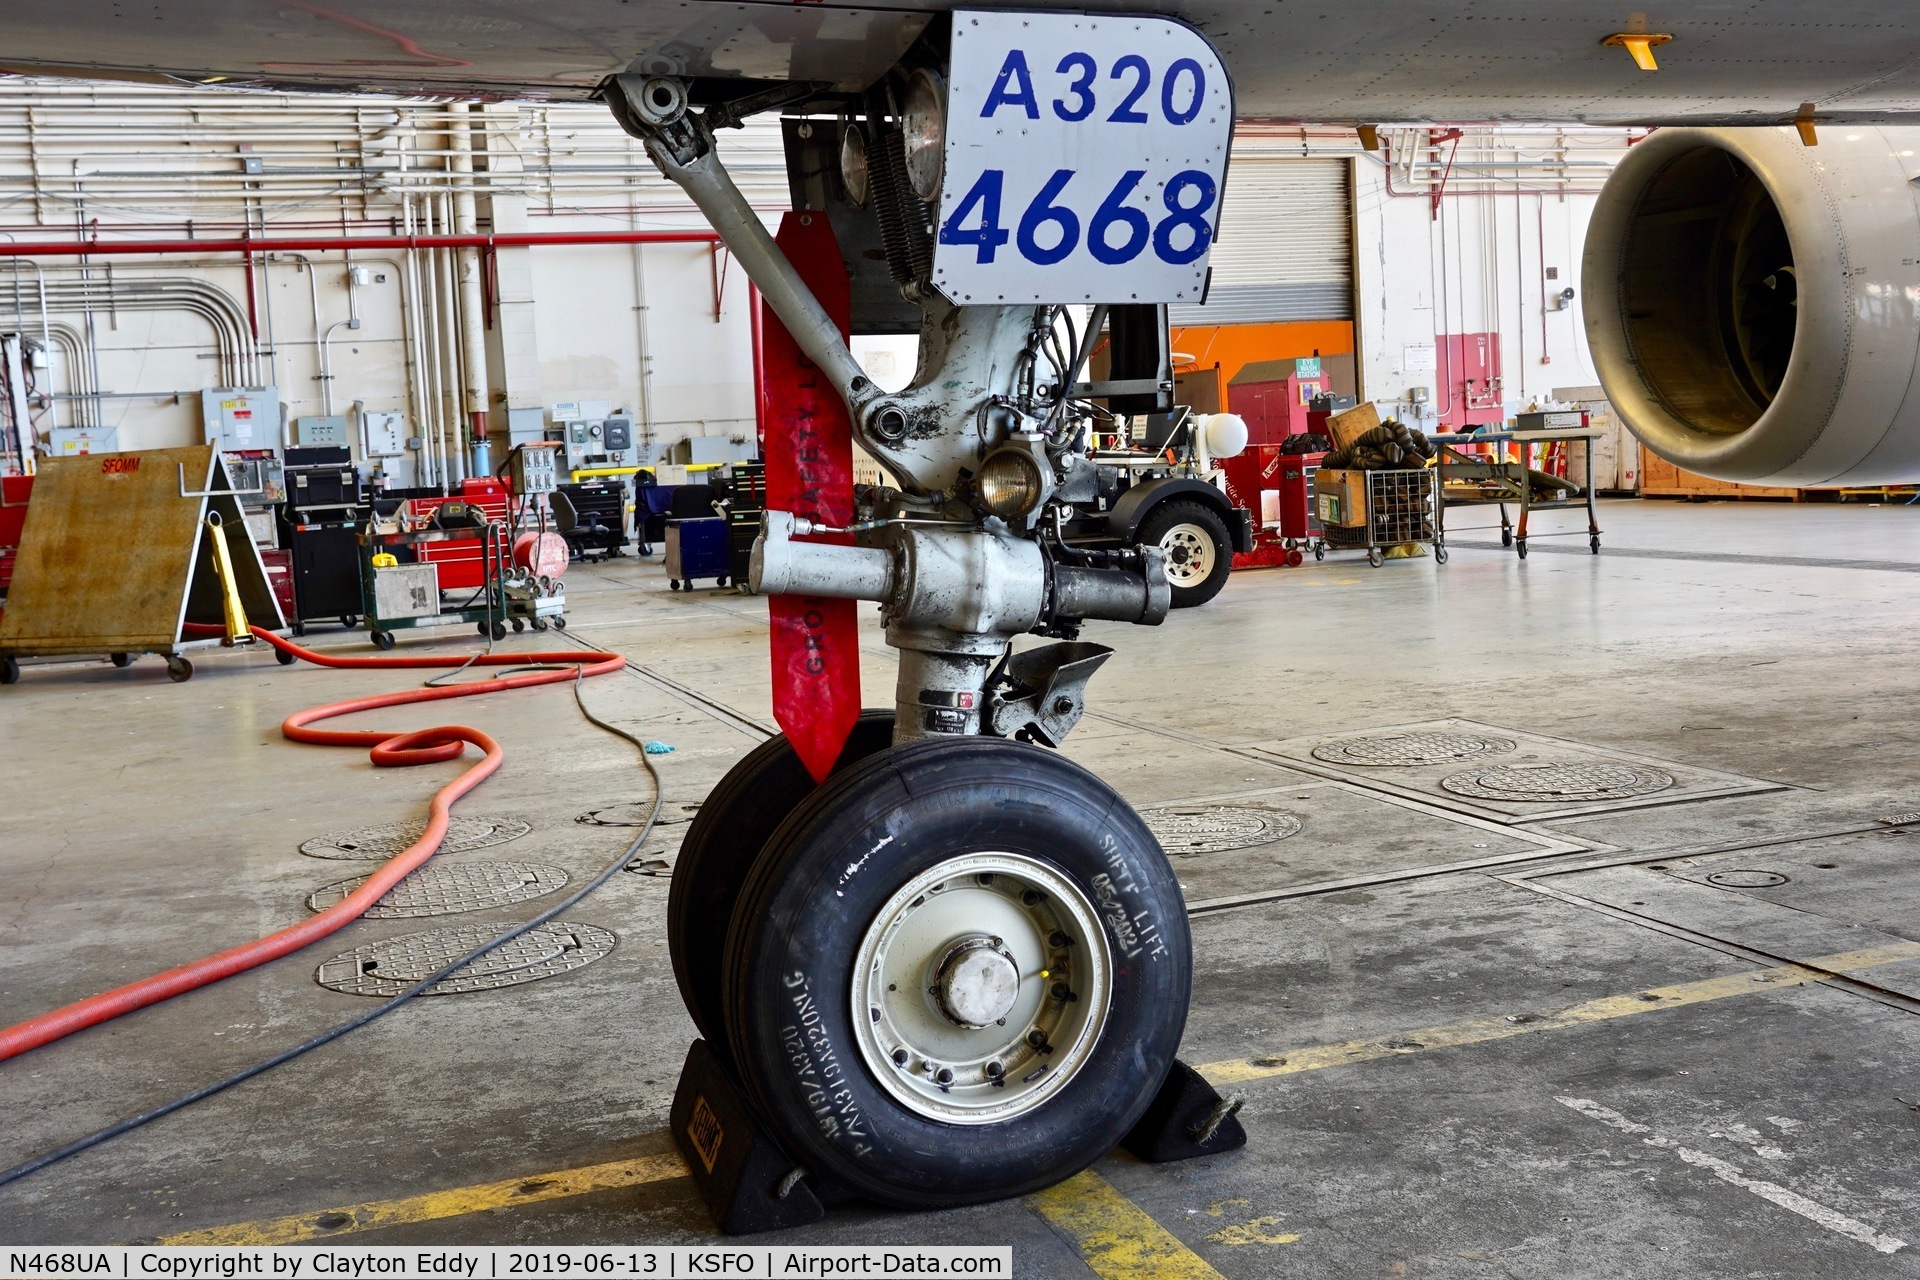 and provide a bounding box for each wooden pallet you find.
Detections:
[1638,453,1804,501]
